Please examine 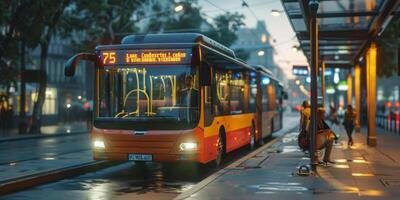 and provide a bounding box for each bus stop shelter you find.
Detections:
[281,0,400,170]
